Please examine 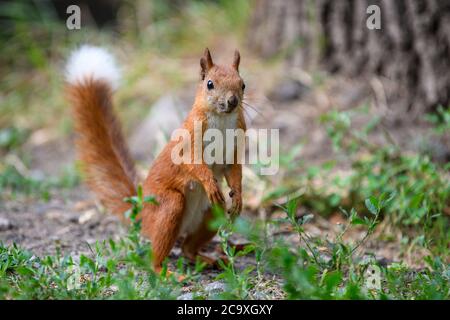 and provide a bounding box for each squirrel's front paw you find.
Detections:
[207,181,225,208]
[228,190,242,218]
